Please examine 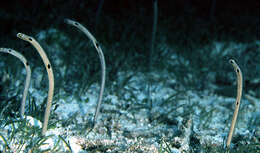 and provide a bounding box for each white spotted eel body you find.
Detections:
[0,48,31,117]
[226,59,243,150]
[17,33,54,135]
[65,19,106,127]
